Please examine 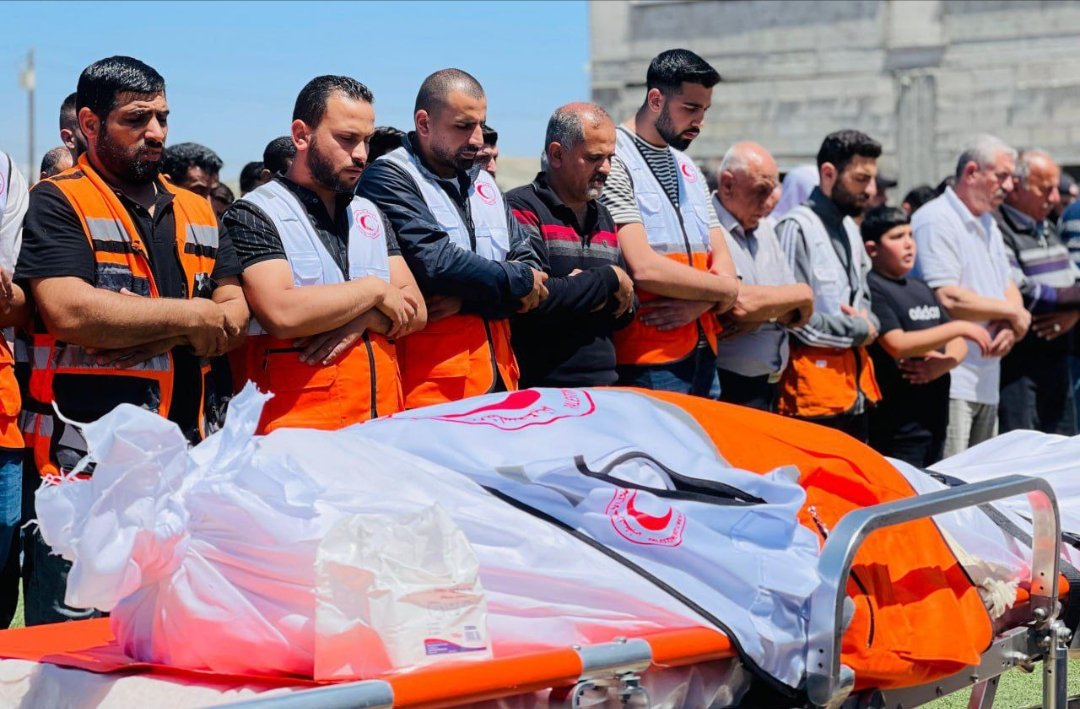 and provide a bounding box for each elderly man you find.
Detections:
[713,143,812,411]
[996,149,1080,434]
[776,130,883,441]
[600,48,739,398]
[358,68,547,408]
[912,134,1030,455]
[506,103,634,388]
